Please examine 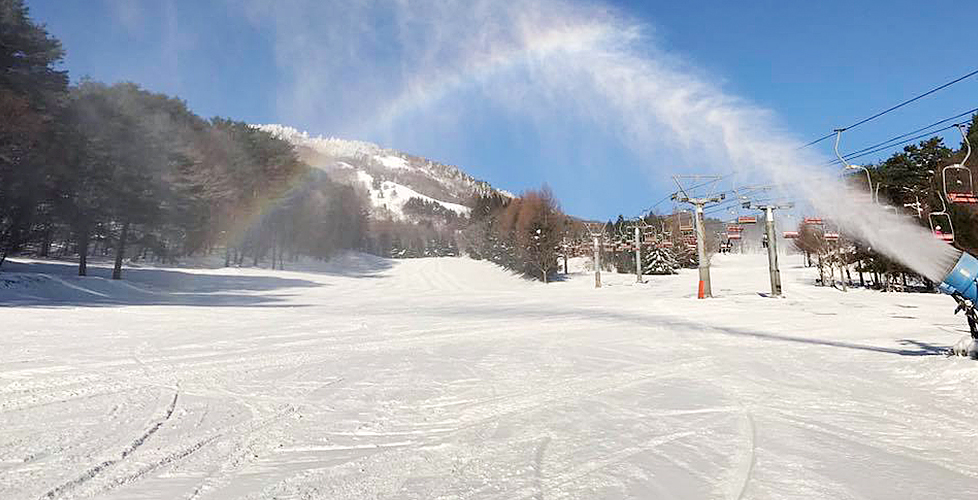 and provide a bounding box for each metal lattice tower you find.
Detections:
[671,175,725,298]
